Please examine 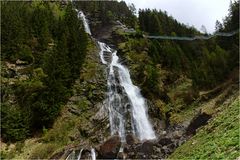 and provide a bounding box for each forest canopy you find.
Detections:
[1,1,88,141]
